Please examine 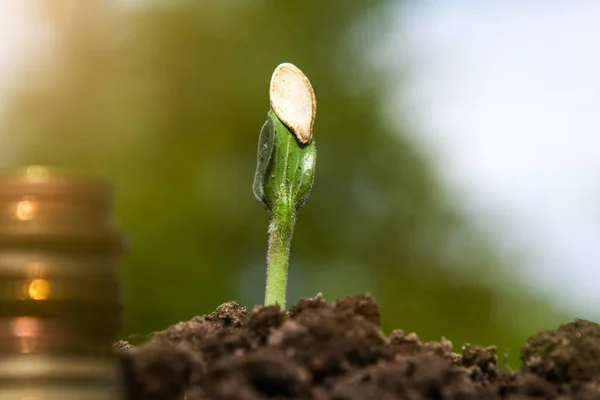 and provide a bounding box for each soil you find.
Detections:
[115,293,600,400]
